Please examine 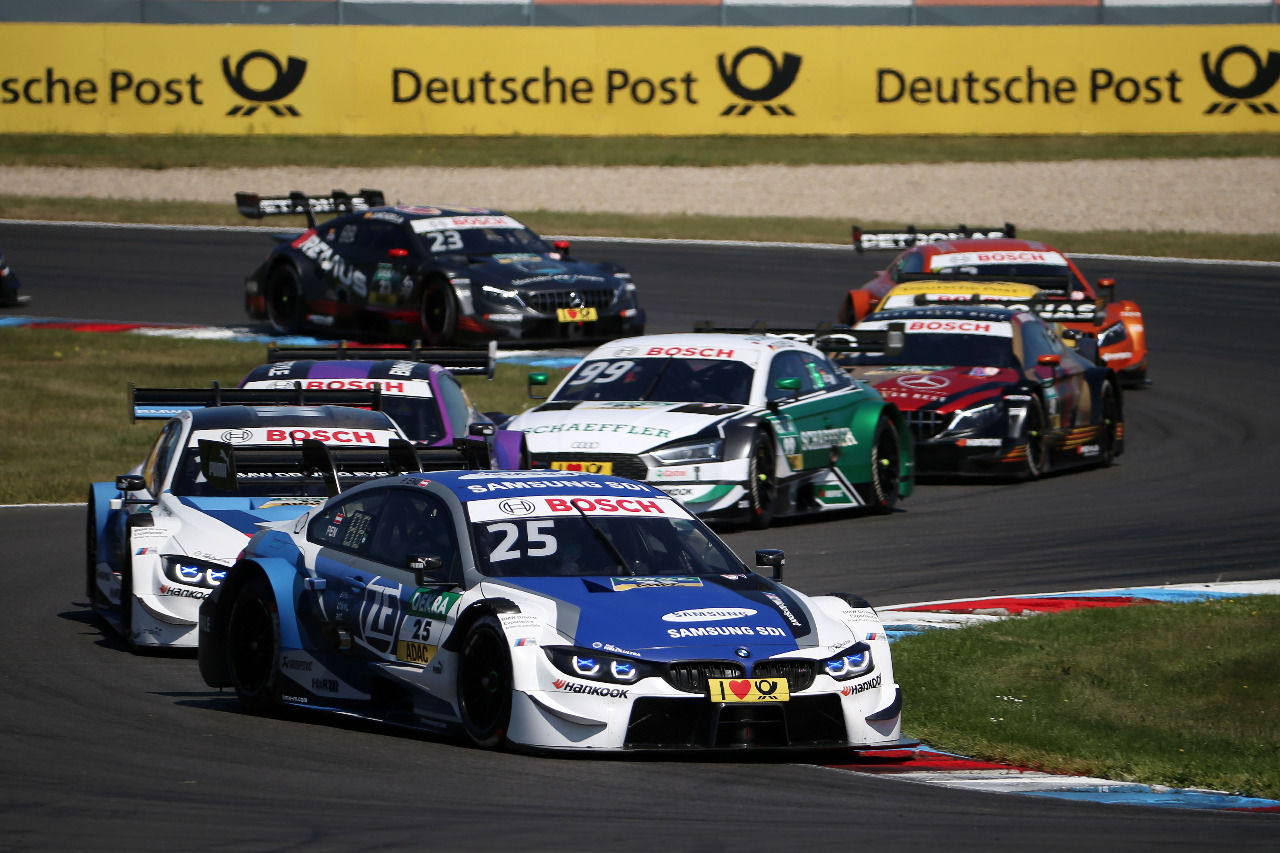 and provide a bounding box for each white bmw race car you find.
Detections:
[505,332,914,528]
[198,470,912,752]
